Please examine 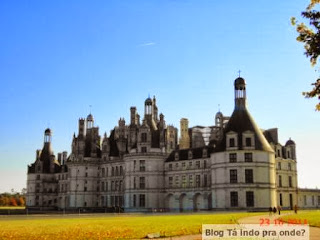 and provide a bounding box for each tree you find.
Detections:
[9,197,17,206]
[18,196,25,206]
[292,0,320,110]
